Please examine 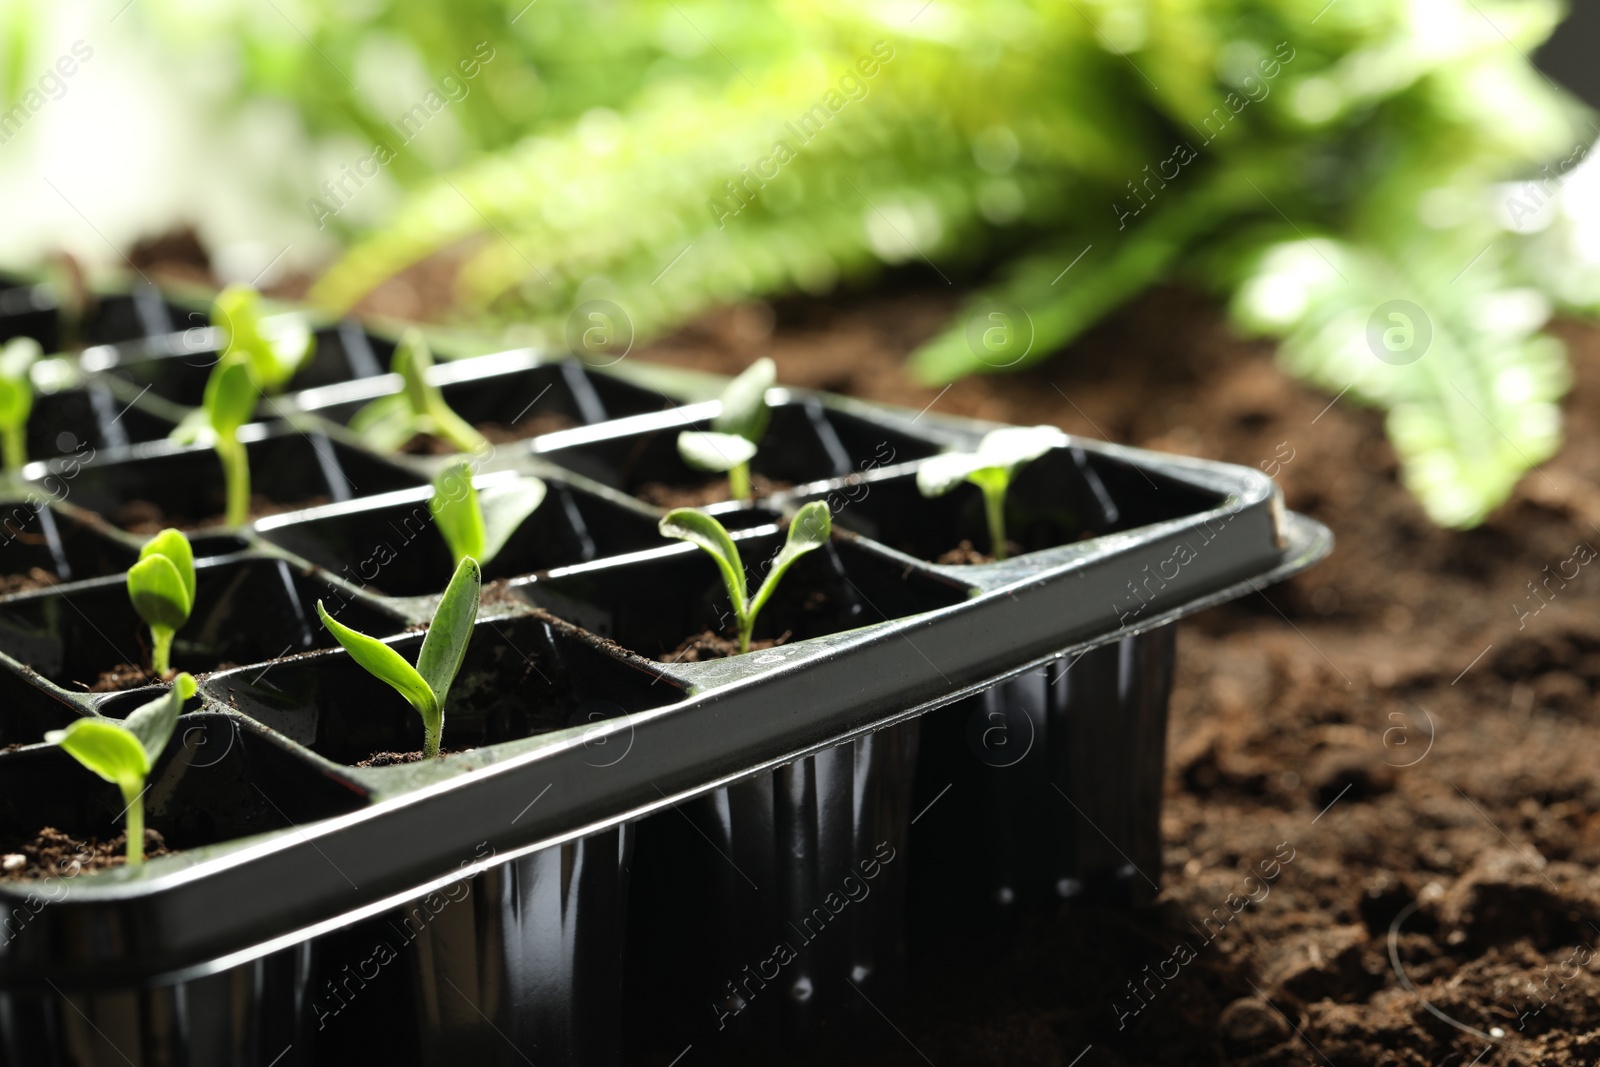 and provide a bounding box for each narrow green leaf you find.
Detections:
[316,599,437,718]
[659,508,748,609]
[678,430,758,474]
[0,376,30,432]
[430,463,486,565]
[122,672,197,764]
[416,556,480,709]
[139,529,195,608]
[128,555,192,632]
[478,478,547,566]
[349,393,416,453]
[747,501,831,623]
[204,355,258,436]
[394,329,436,417]
[0,337,39,431]
[713,357,775,442]
[47,718,148,792]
